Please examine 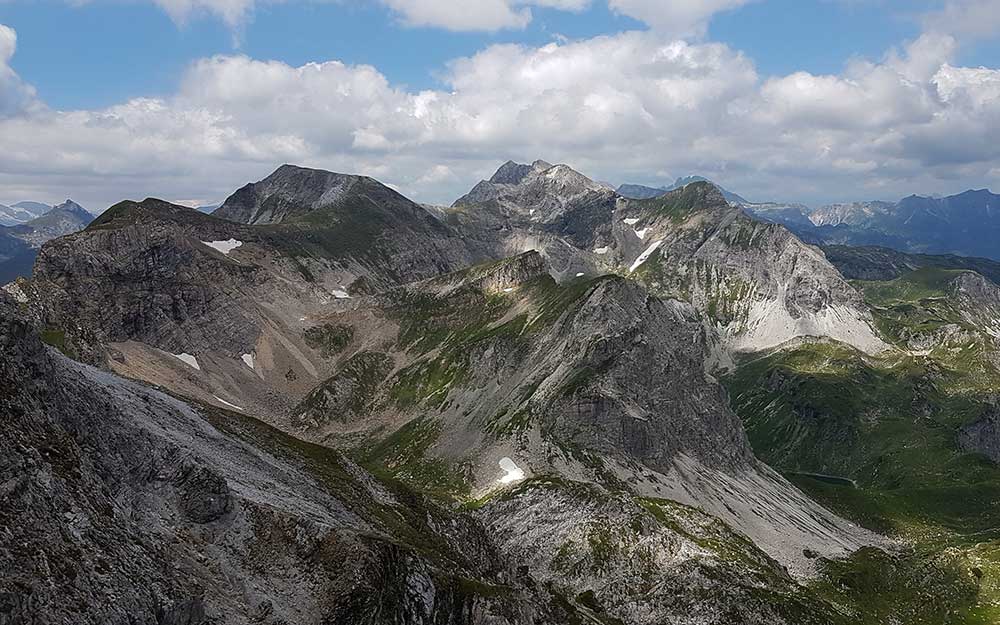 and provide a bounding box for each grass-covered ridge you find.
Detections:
[630,181,727,224]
